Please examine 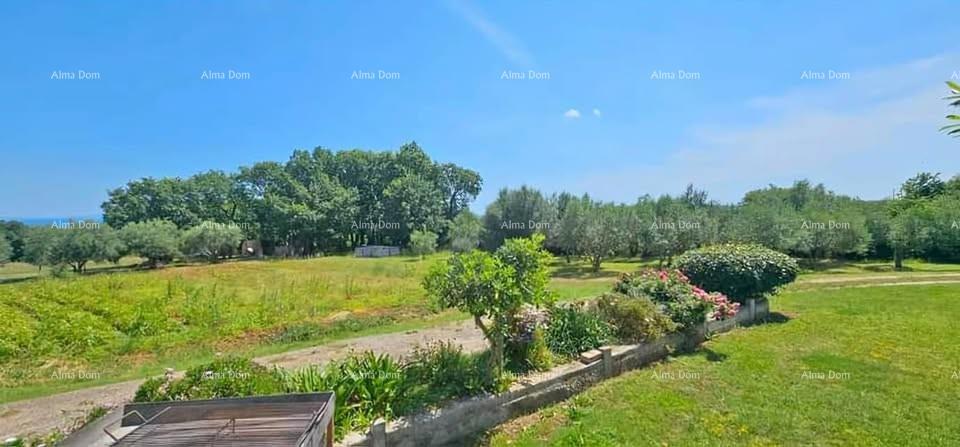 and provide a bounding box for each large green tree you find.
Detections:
[409,230,438,259]
[103,143,478,255]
